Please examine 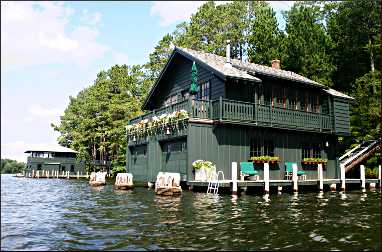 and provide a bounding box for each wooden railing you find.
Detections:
[129,98,333,133]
